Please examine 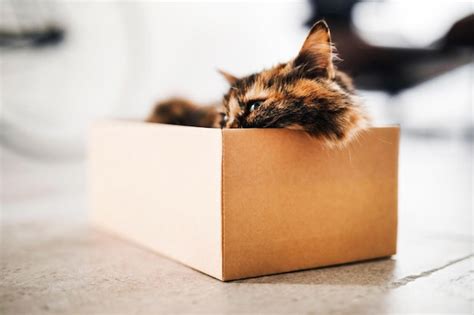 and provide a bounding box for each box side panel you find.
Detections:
[89,121,223,280]
[222,127,399,280]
